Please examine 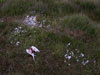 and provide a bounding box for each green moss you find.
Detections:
[62,14,98,37]
[0,0,5,3]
